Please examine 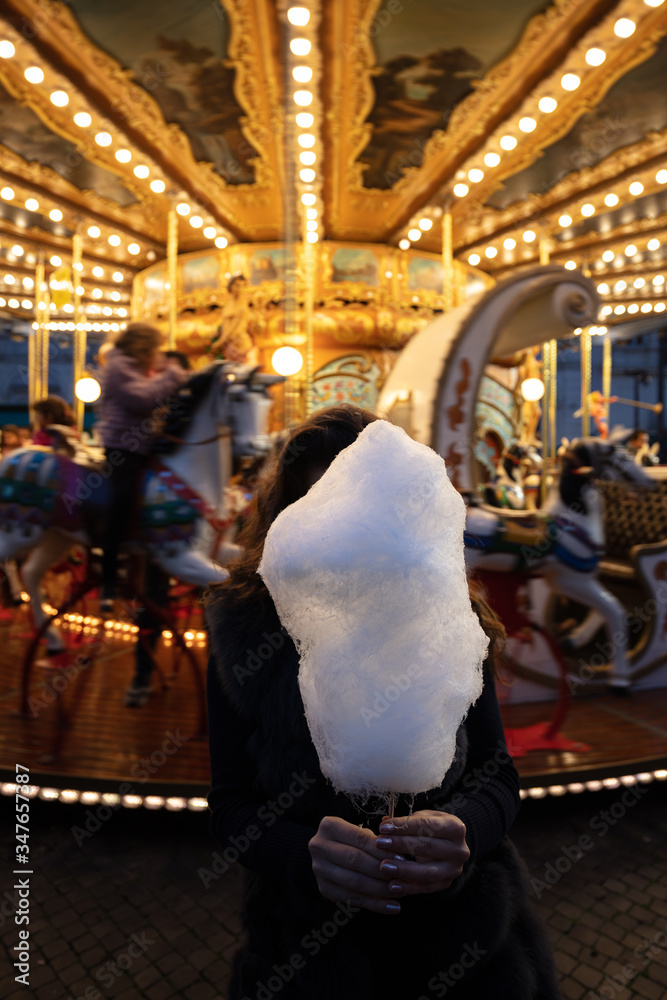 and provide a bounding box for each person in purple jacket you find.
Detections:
[96,322,186,612]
